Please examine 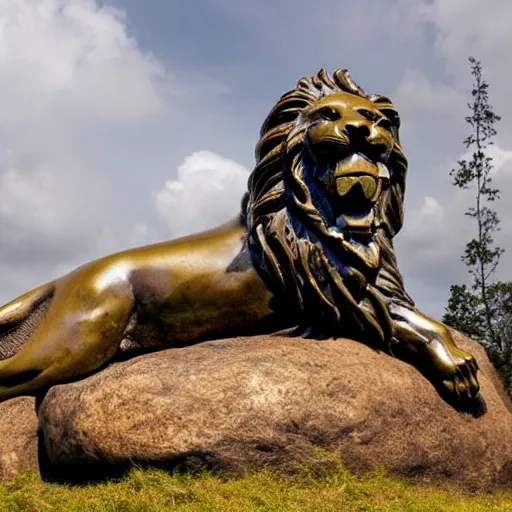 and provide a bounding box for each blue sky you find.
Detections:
[0,0,511,321]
